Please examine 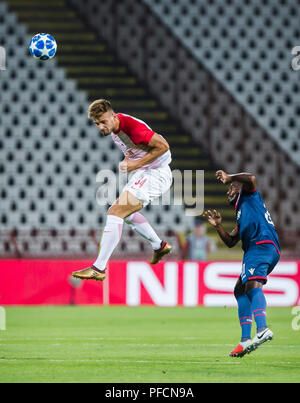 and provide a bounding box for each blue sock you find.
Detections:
[247,288,267,332]
[236,293,252,341]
